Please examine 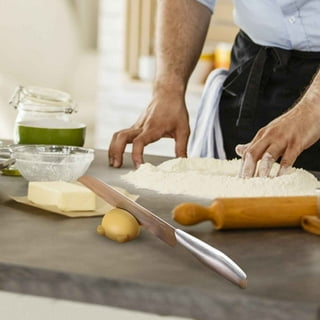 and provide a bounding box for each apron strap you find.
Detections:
[223,41,292,128]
